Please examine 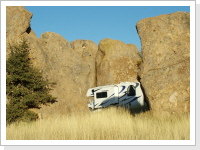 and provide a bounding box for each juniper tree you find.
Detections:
[6,40,57,124]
